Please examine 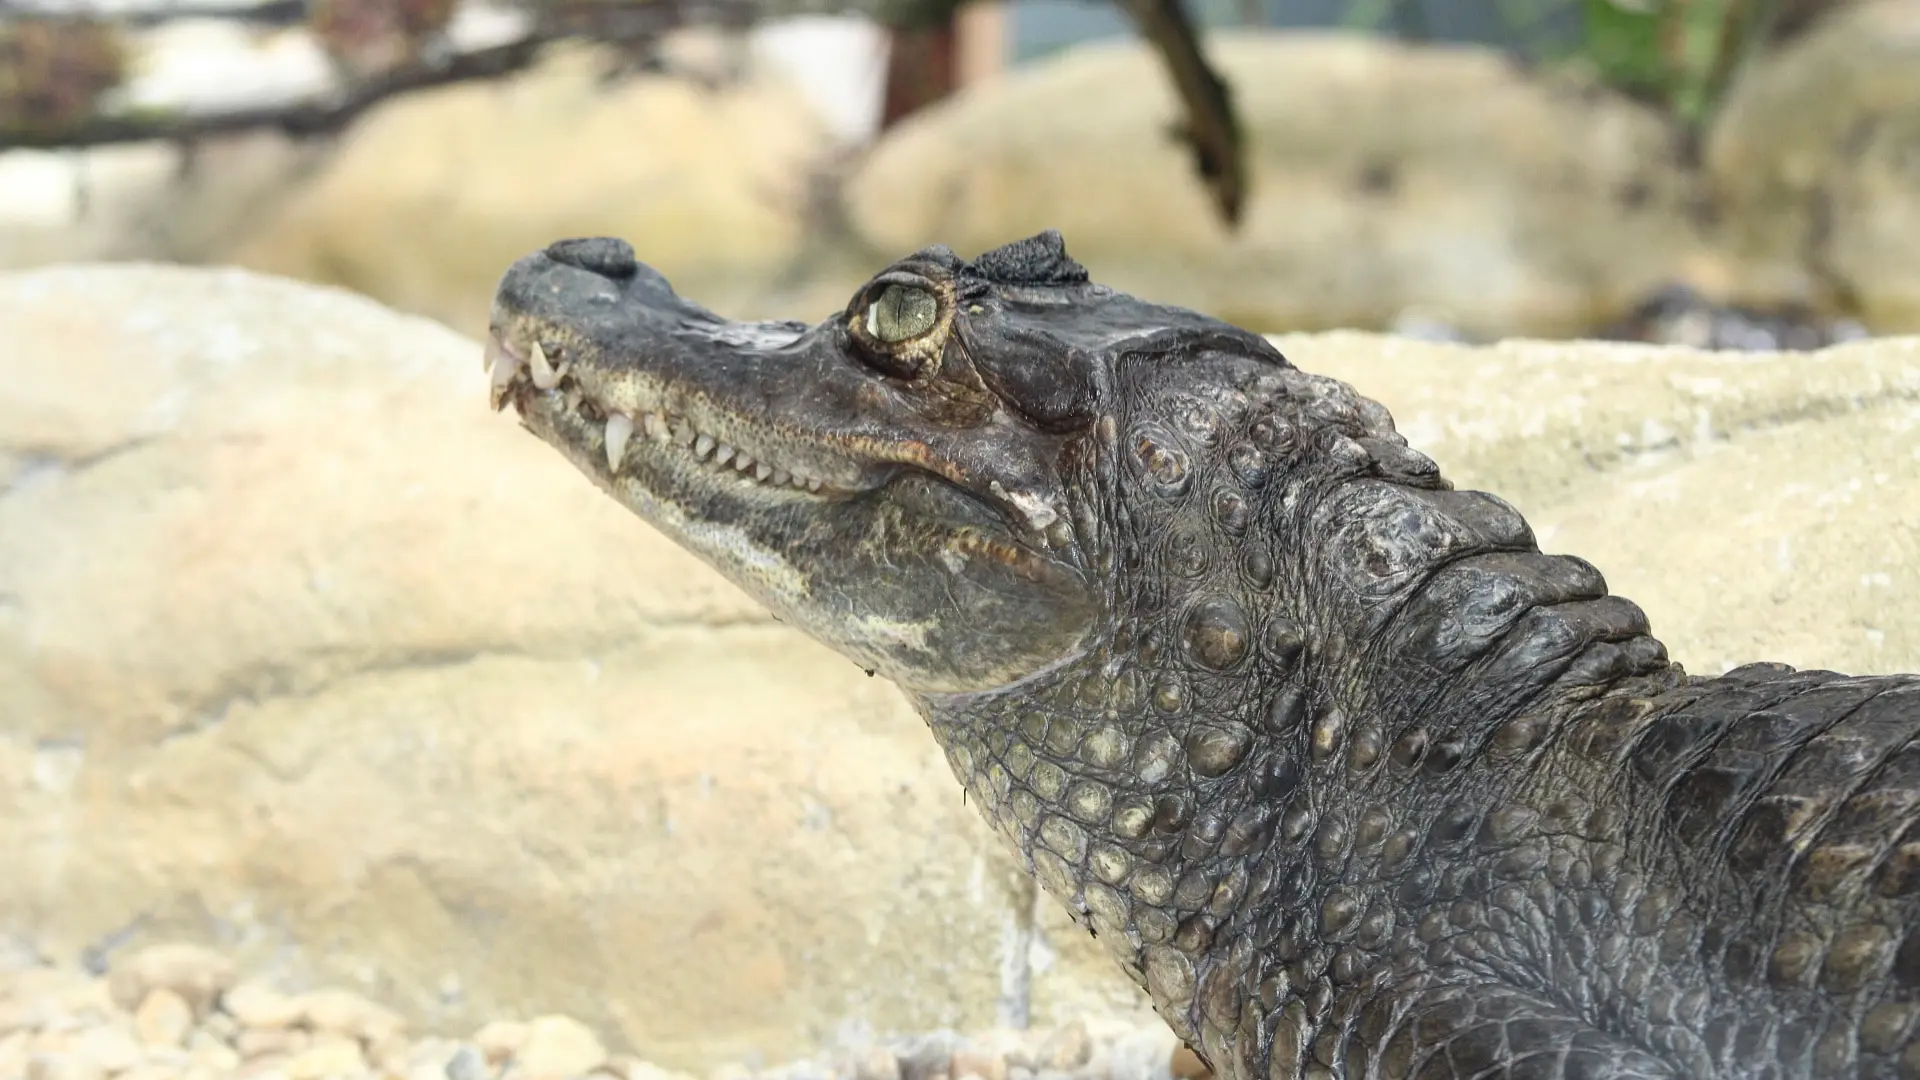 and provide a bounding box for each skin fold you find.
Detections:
[485,231,1920,1080]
